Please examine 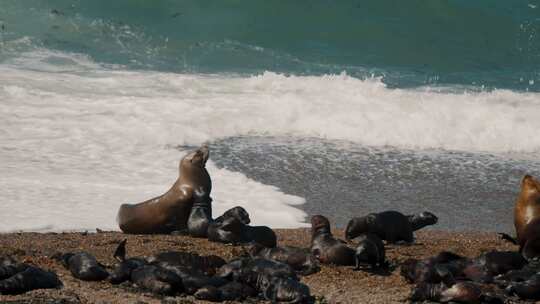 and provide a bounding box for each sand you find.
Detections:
[0,229,522,304]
